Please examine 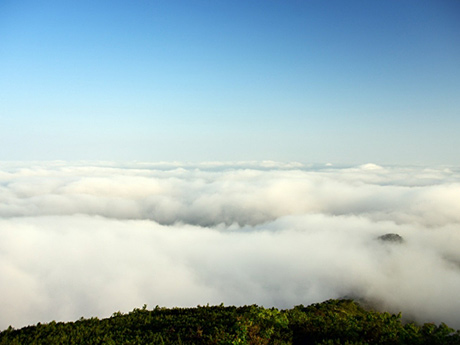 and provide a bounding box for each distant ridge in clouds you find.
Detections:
[0,161,460,329]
